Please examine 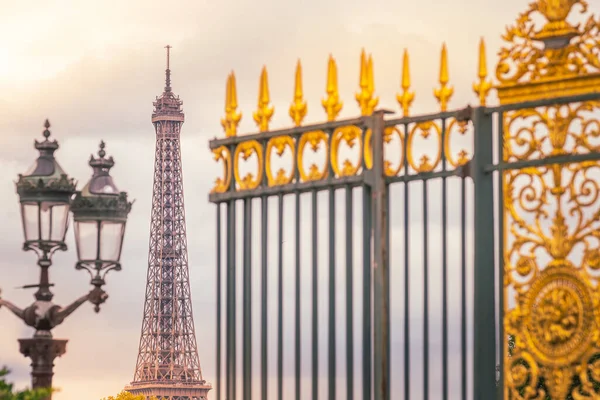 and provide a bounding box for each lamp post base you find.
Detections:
[18,336,67,399]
